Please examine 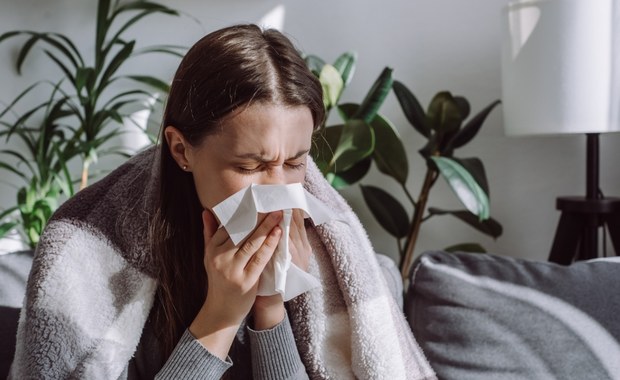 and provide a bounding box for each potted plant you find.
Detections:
[0,0,183,248]
[307,52,502,278]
